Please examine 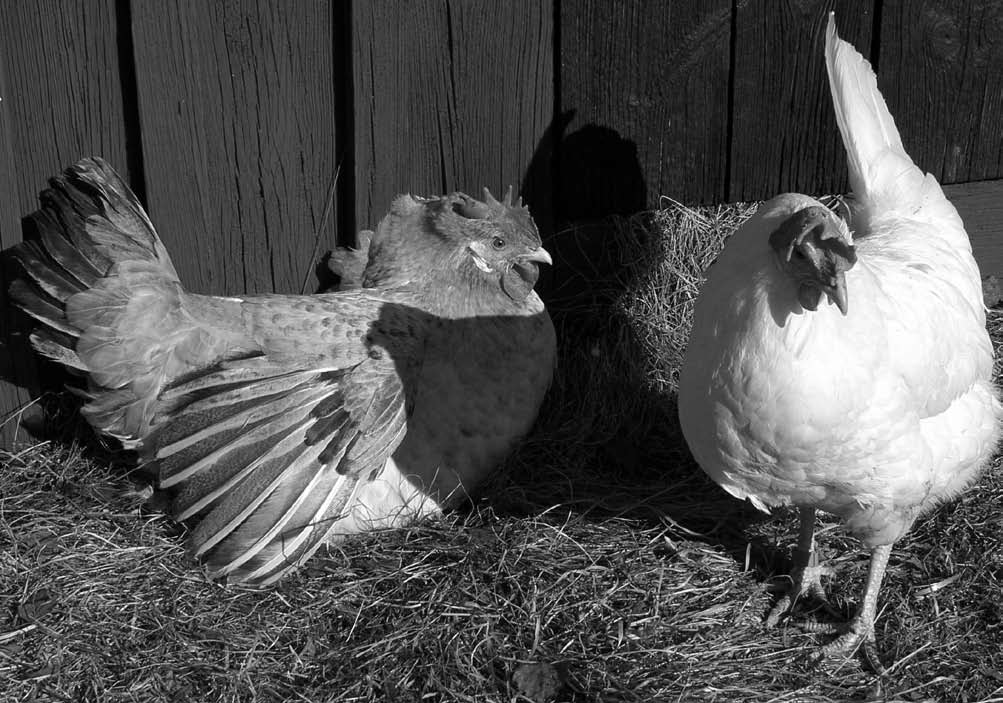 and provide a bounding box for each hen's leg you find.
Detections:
[805,543,891,671]
[766,507,834,626]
